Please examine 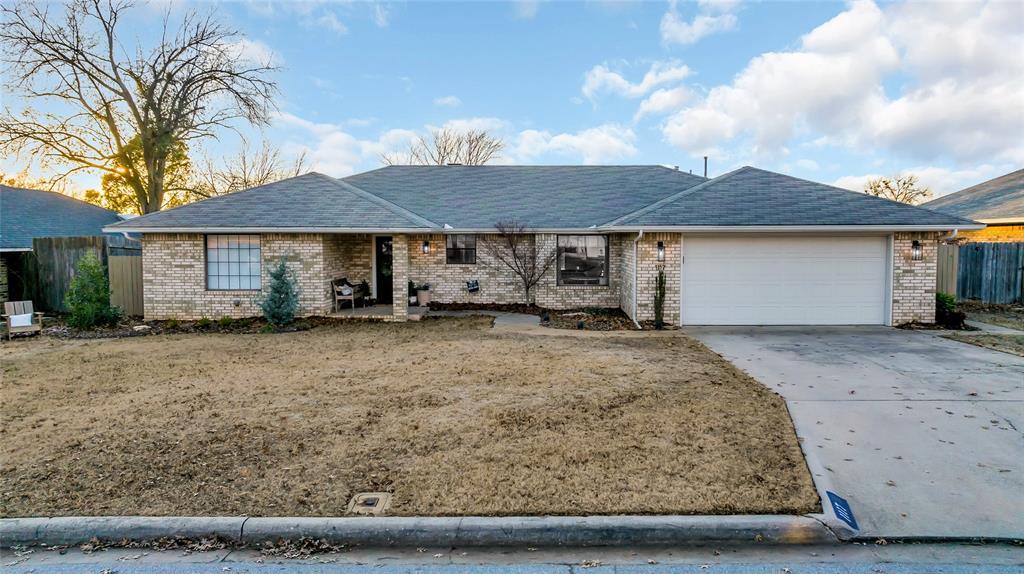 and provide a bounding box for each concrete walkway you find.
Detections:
[686,326,1024,540]
[963,319,1024,335]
